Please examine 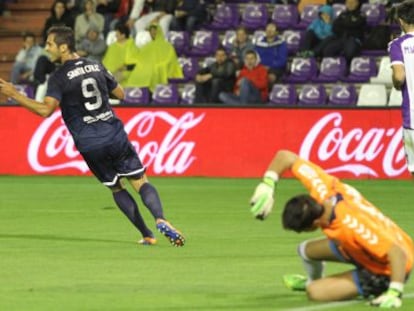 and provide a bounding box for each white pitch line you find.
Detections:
[281,292,414,311]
